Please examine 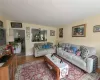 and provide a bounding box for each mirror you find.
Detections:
[31,28,47,42]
